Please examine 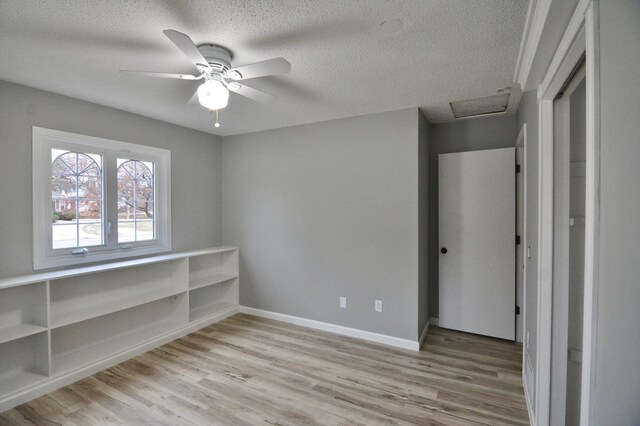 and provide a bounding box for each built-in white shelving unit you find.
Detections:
[0,246,239,412]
